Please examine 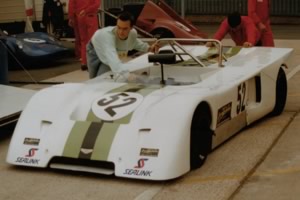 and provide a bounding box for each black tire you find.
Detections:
[271,67,287,116]
[151,28,175,39]
[190,102,213,170]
